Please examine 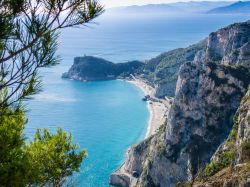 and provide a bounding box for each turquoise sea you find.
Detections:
[25,12,250,186]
